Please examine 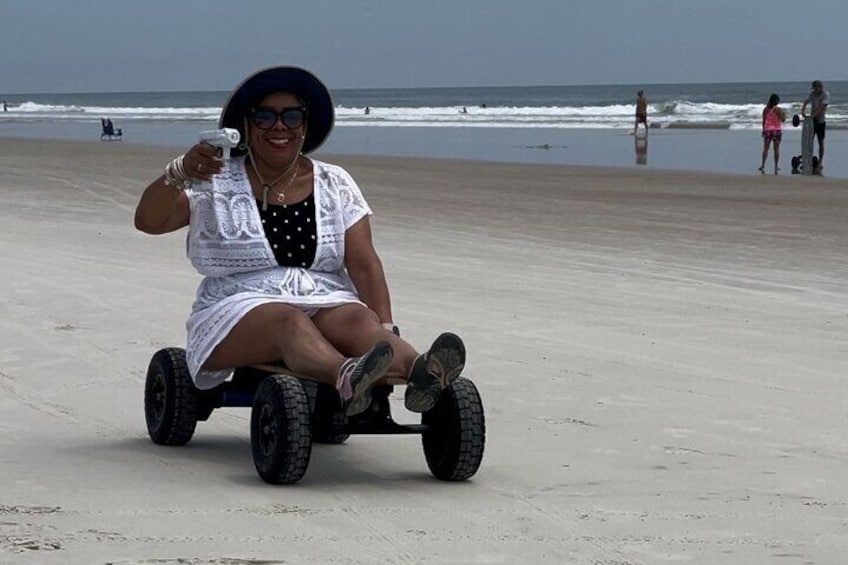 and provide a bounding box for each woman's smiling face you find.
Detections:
[248,92,306,169]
